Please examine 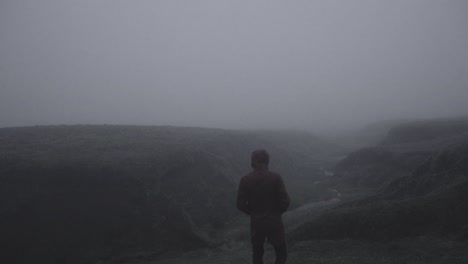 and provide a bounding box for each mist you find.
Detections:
[1,0,468,132]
